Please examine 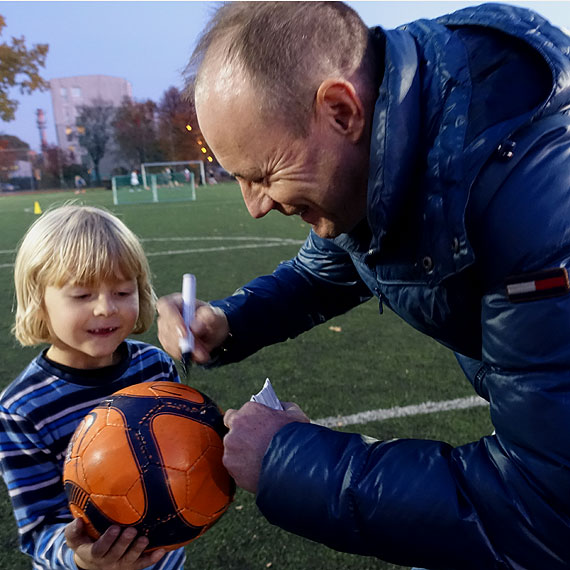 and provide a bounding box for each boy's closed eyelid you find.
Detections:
[117,290,136,296]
